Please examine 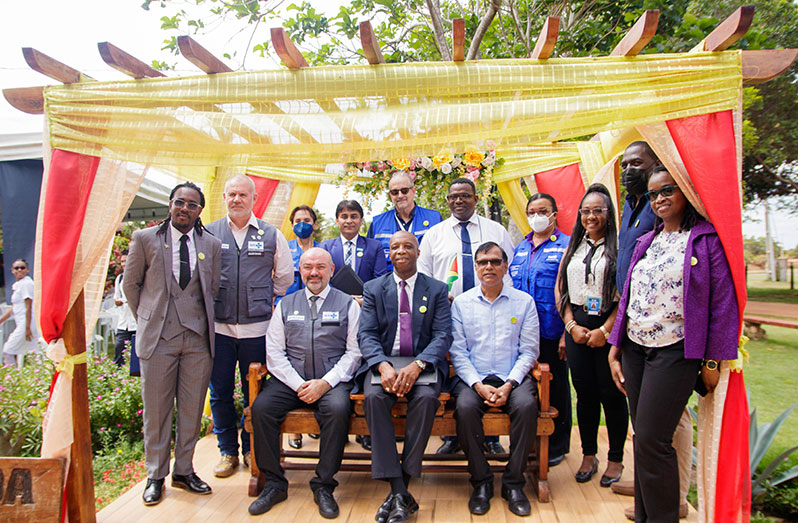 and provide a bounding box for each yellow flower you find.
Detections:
[432,148,454,169]
[391,158,411,170]
[463,146,485,167]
